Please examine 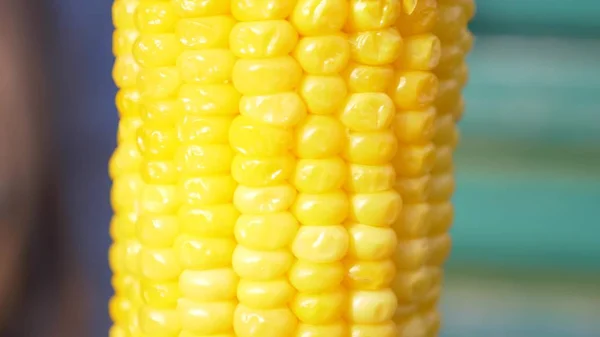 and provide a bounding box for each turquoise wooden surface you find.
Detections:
[449,34,600,270]
[471,0,600,37]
